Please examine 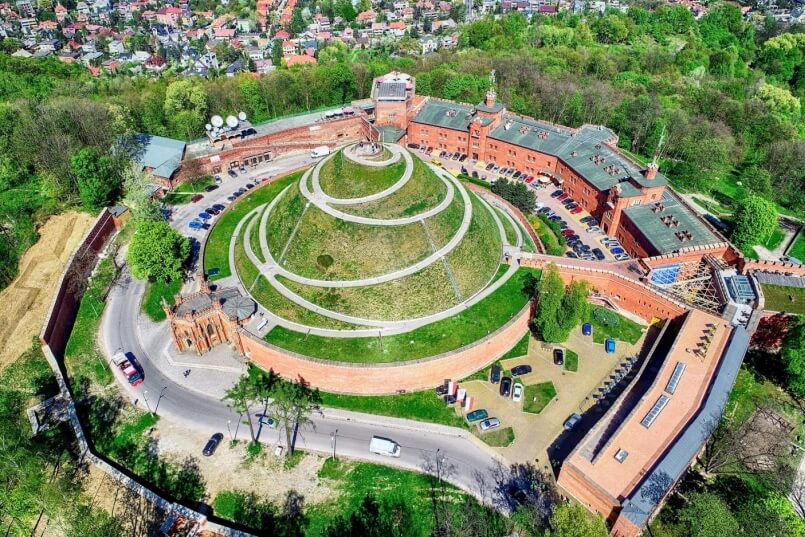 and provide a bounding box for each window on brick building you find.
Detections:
[614,449,629,463]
